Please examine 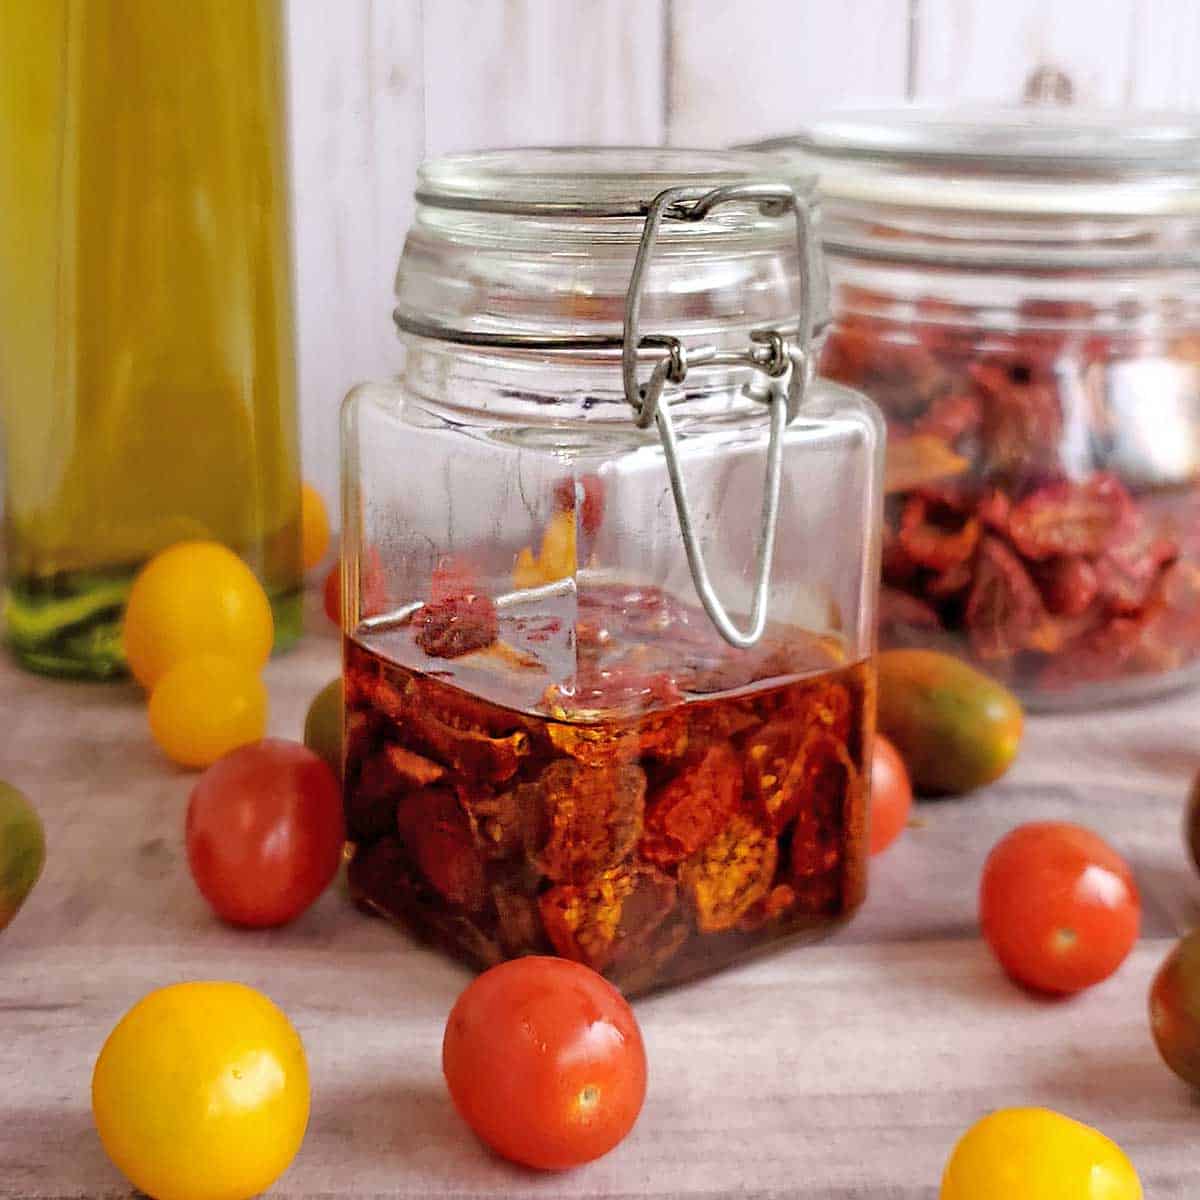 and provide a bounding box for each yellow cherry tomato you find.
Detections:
[123,541,274,689]
[92,981,309,1200]
[148,655,268,769]
[941,1107,1142,1200]
[300,483,331,570]
[512,510,576,589]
